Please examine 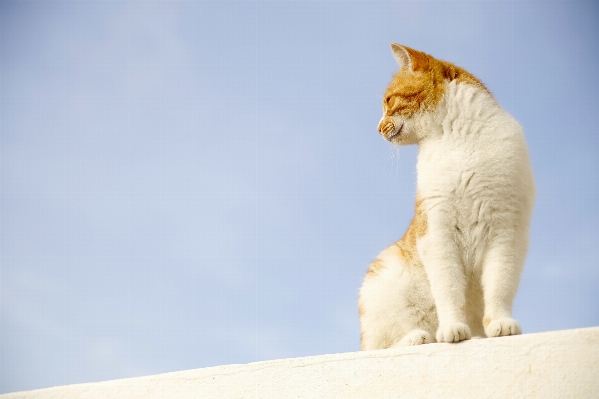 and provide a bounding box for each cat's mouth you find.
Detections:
[387,122,404,141]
